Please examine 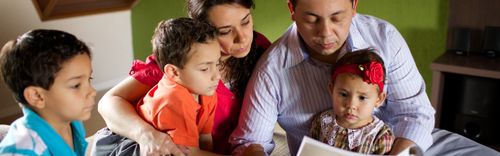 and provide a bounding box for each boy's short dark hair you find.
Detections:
[0,29,91,106]
[151,17,218,71]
